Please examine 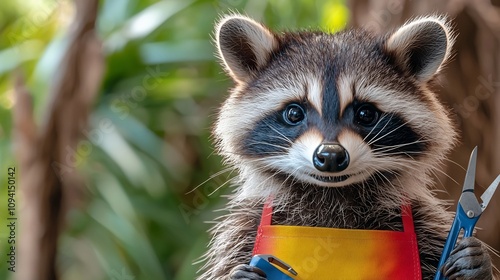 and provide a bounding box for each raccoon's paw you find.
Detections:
[229,264,267,280]
[441,237,492,280]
